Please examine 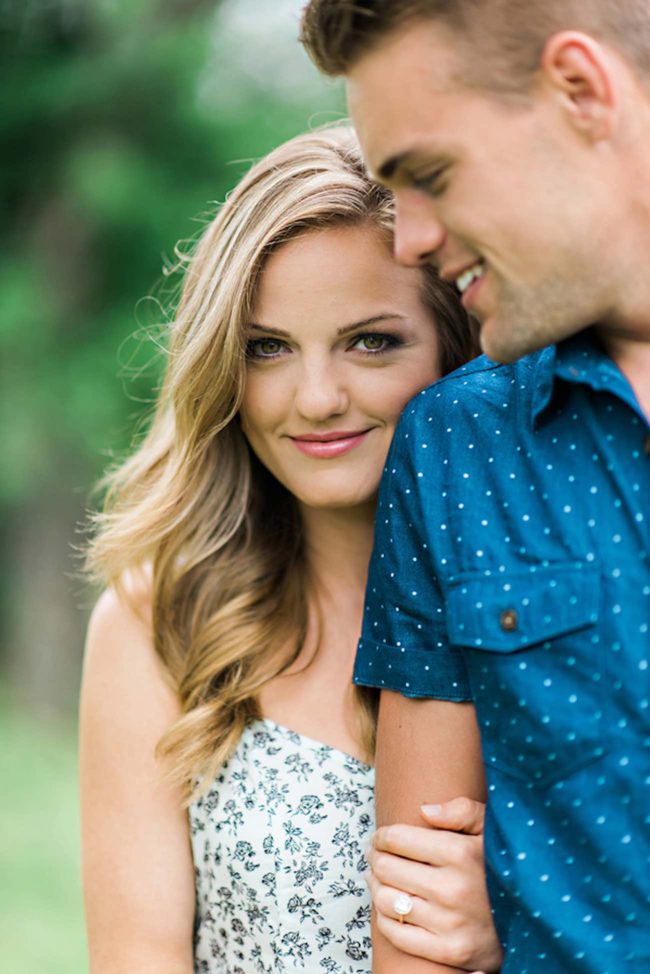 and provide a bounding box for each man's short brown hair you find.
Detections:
[301,0,650,96]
